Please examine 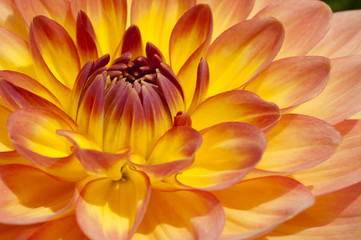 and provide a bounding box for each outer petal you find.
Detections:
[263,182,361,240]
[309,10,361,58]
[0,165,75,224]
[244,56,330,110]
[0,0,28,40]
[206,17,284,97]
[254,0,332,58]
[176,122,267,191]
[130,126,202,179]
[292,56,361,124]
[0,105,13,151]
[134,189,225,240]
[212,176,315,240]
[191,90,280,132]
[292,120,361,196]
[258,114,342,173]
[0,223,40,240]
[197,0,254,41]
[76,167,150,240]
